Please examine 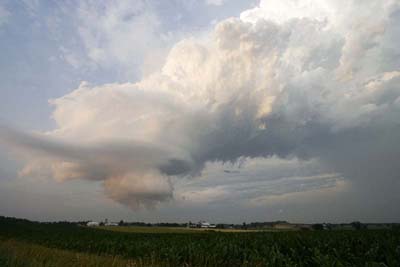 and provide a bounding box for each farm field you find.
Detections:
[0,239,132,267]
[1,217,399,267]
